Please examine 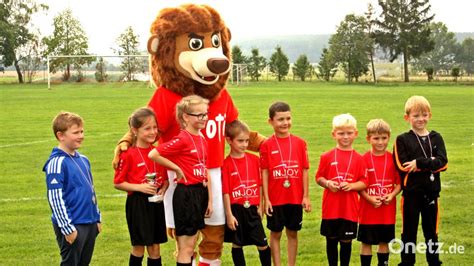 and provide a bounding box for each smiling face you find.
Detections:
[367,133,390,155]
[332,126,358,150]
[269,111,292,137]
[57,124,84,154]
[183,103,209,133]
[405,110,431,134]
[133,116,158,148]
